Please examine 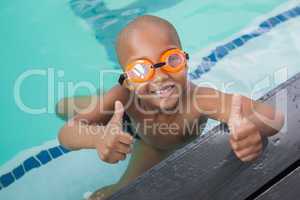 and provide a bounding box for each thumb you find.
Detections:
[110,101,125,124]
[228,94,243,130]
